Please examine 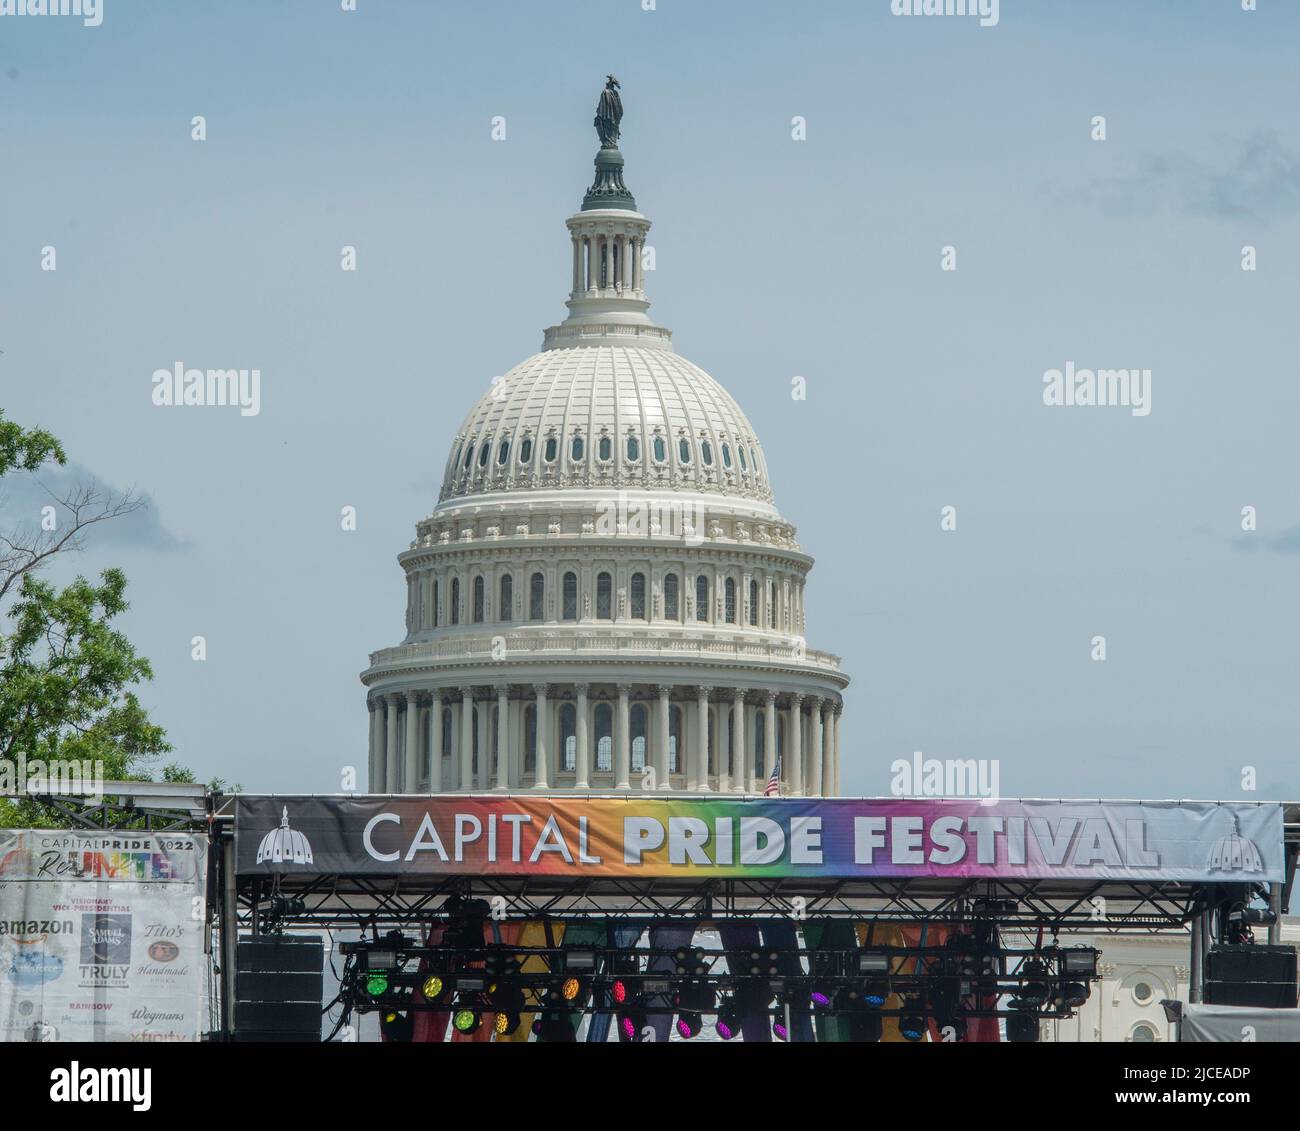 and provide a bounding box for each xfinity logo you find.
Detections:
[49,1062,151,1111]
